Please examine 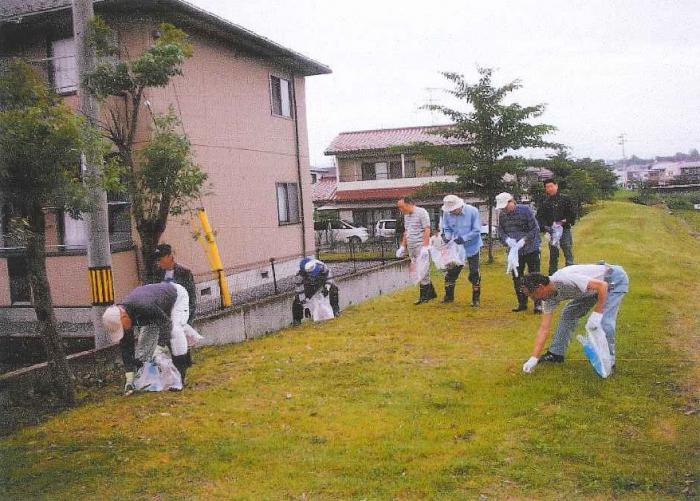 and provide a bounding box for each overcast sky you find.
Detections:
[192,0,700,166]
